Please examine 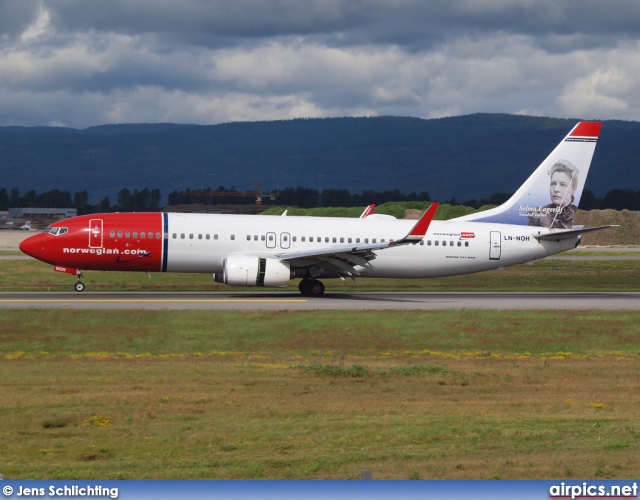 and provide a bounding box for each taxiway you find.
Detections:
[0,291,638,310]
